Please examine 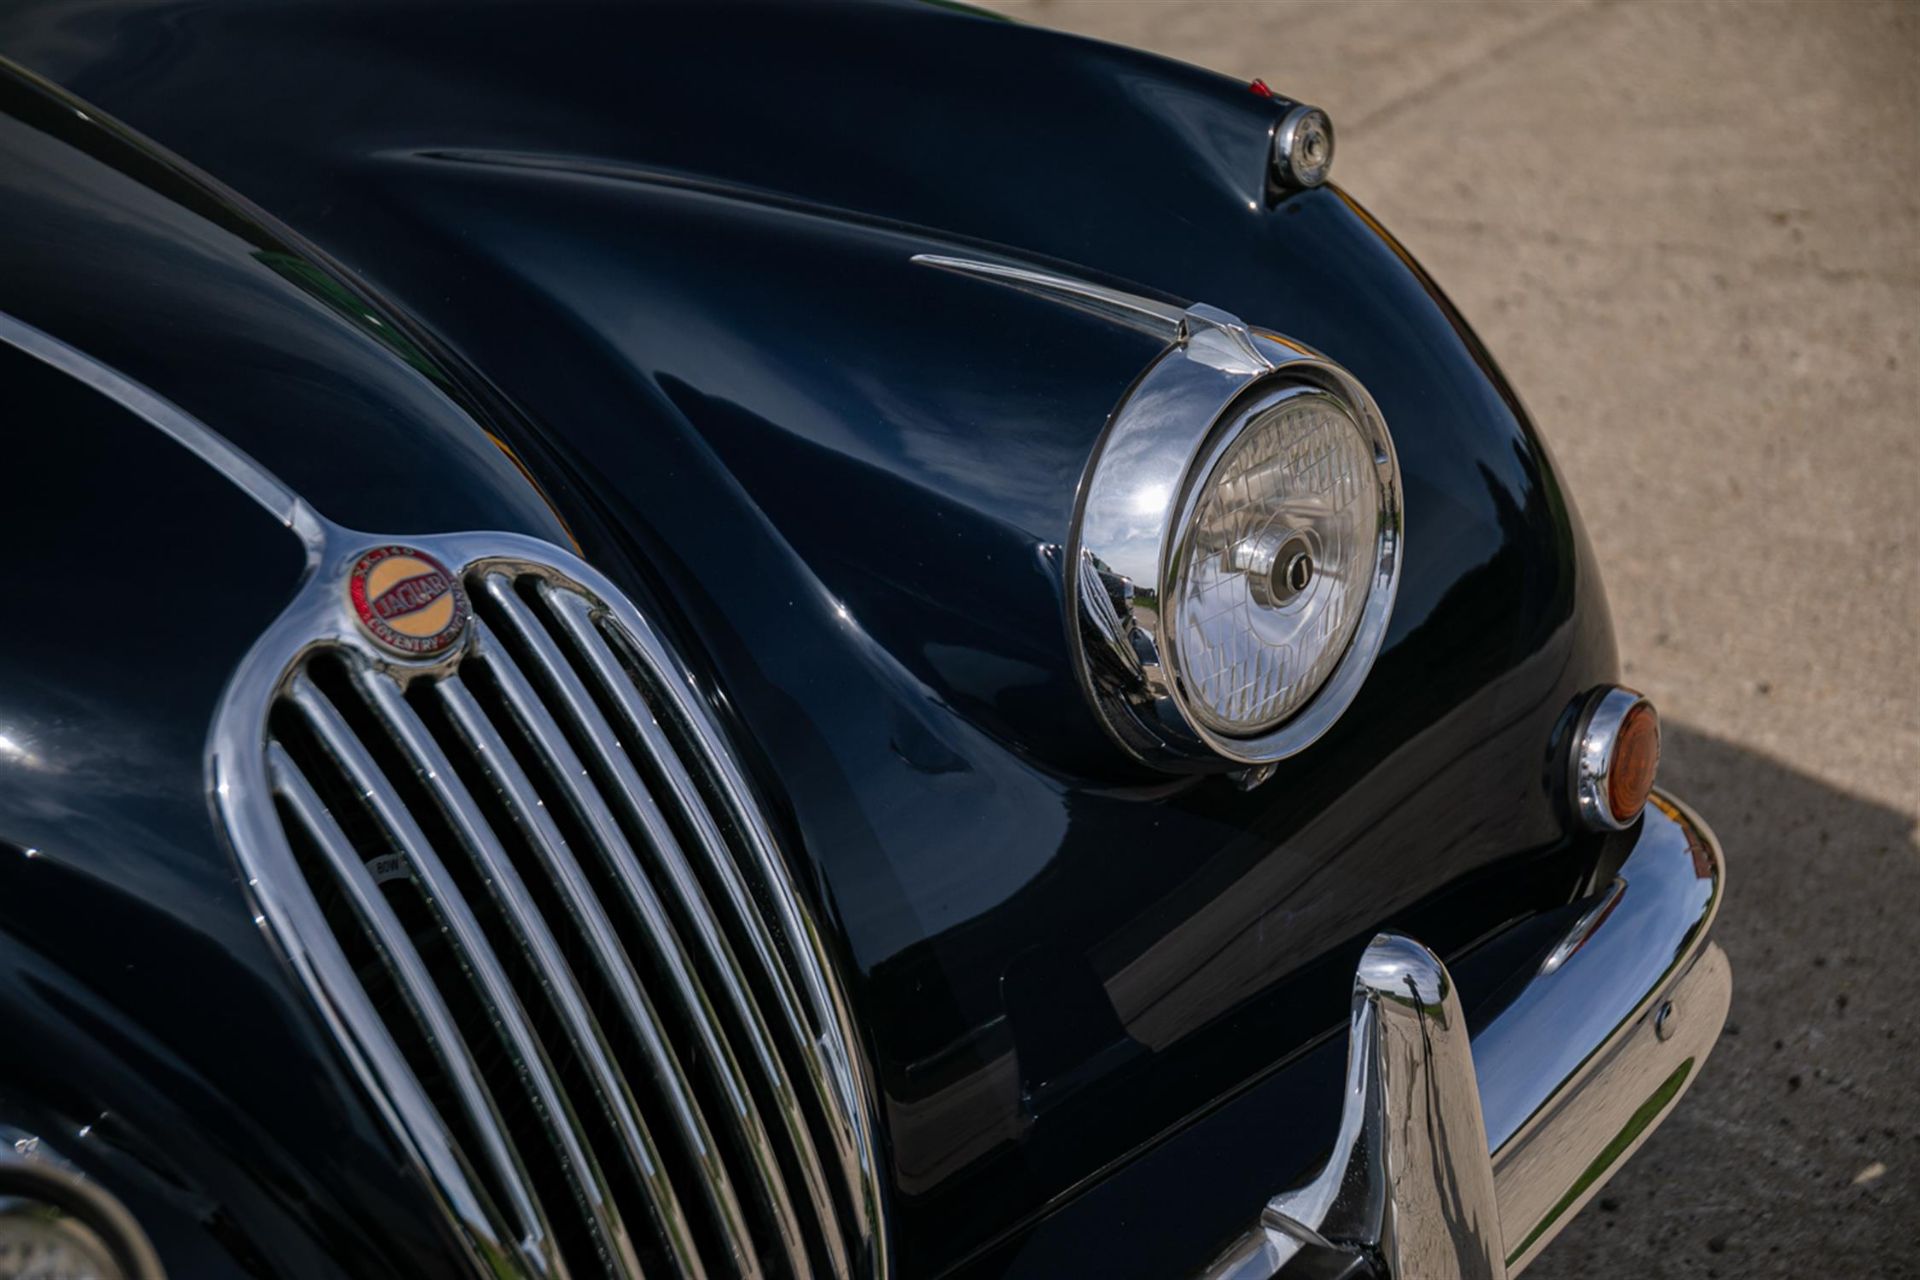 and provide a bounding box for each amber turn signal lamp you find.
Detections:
[1607,701,1661,824]
[1573,687,1661,831]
